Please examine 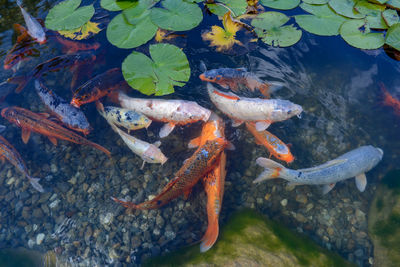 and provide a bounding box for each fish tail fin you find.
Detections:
[16,0,23,7]
[253,157,288,183]
[95,101,104,112]
[200,218,219,253]
[111,197,138,209]
[7,75,28,93]
[28,176,44,192]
